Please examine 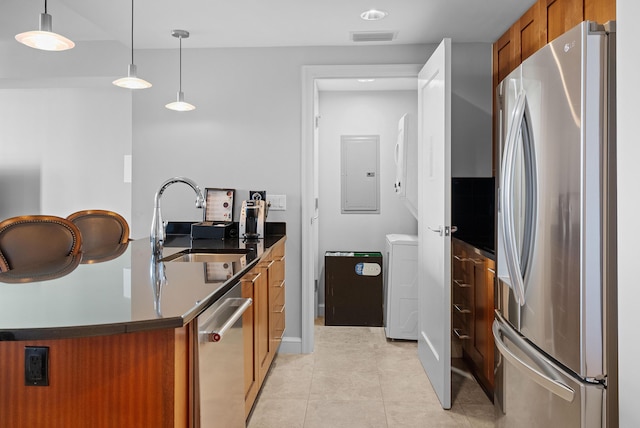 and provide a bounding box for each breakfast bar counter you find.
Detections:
[0,235,283,341]
[0,231,286,428]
